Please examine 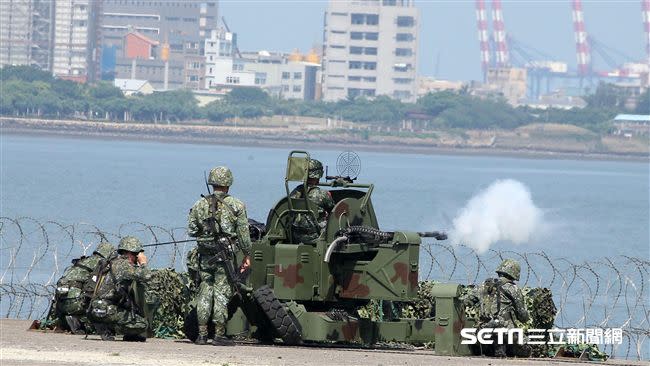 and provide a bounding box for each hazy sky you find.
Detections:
[219,1,645,81]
